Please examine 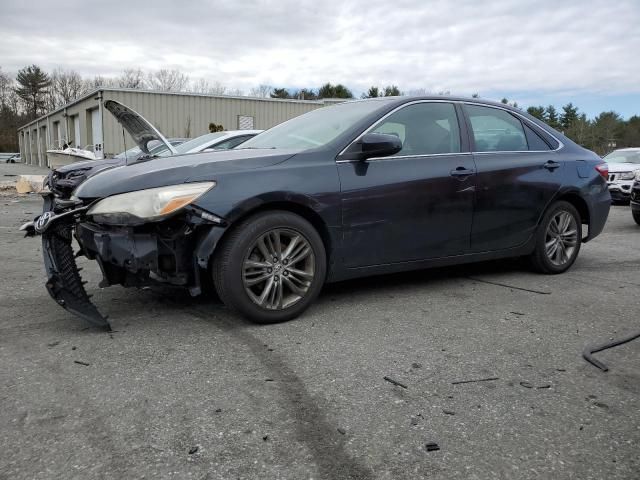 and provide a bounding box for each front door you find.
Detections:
[338,101,476,268]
